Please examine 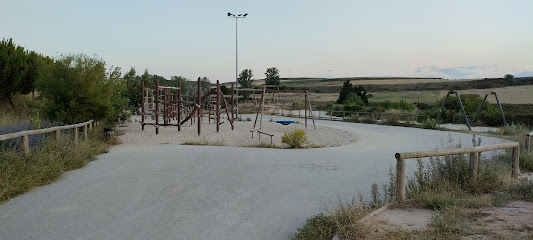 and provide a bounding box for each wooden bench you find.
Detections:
[257,130,274,144]
[250,128,260,139]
